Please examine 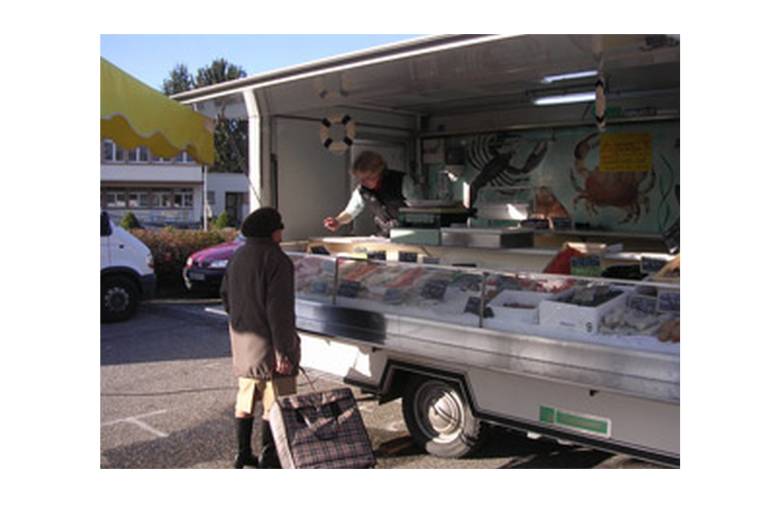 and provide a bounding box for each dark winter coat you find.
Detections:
[220,237,300,379]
